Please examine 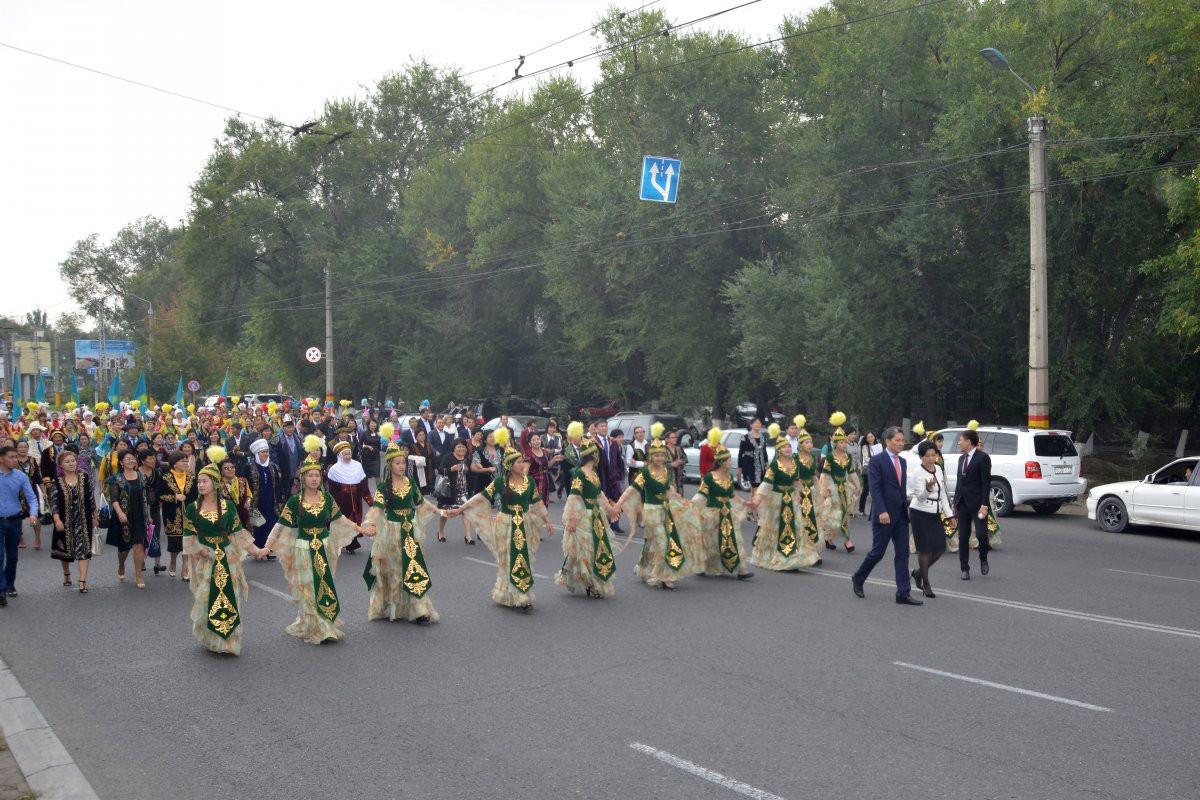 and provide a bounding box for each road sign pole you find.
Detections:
[325,259,334,403]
